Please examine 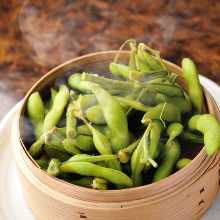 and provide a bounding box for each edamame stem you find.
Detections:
[118,138,141,163]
